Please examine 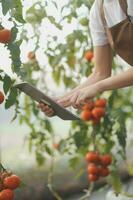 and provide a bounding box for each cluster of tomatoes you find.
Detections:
[85,151,112,182]
[81,98,106,124]
[0,171,21,200]
[0,29,11,44]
